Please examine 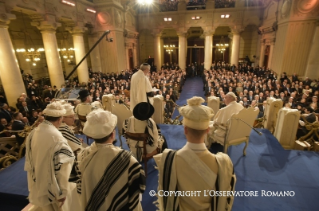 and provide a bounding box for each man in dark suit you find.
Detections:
[11,112,26,146]
[0,103,12,123]
[43,86,55,100]
[296,107,317,139]
[19,101,32,118]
